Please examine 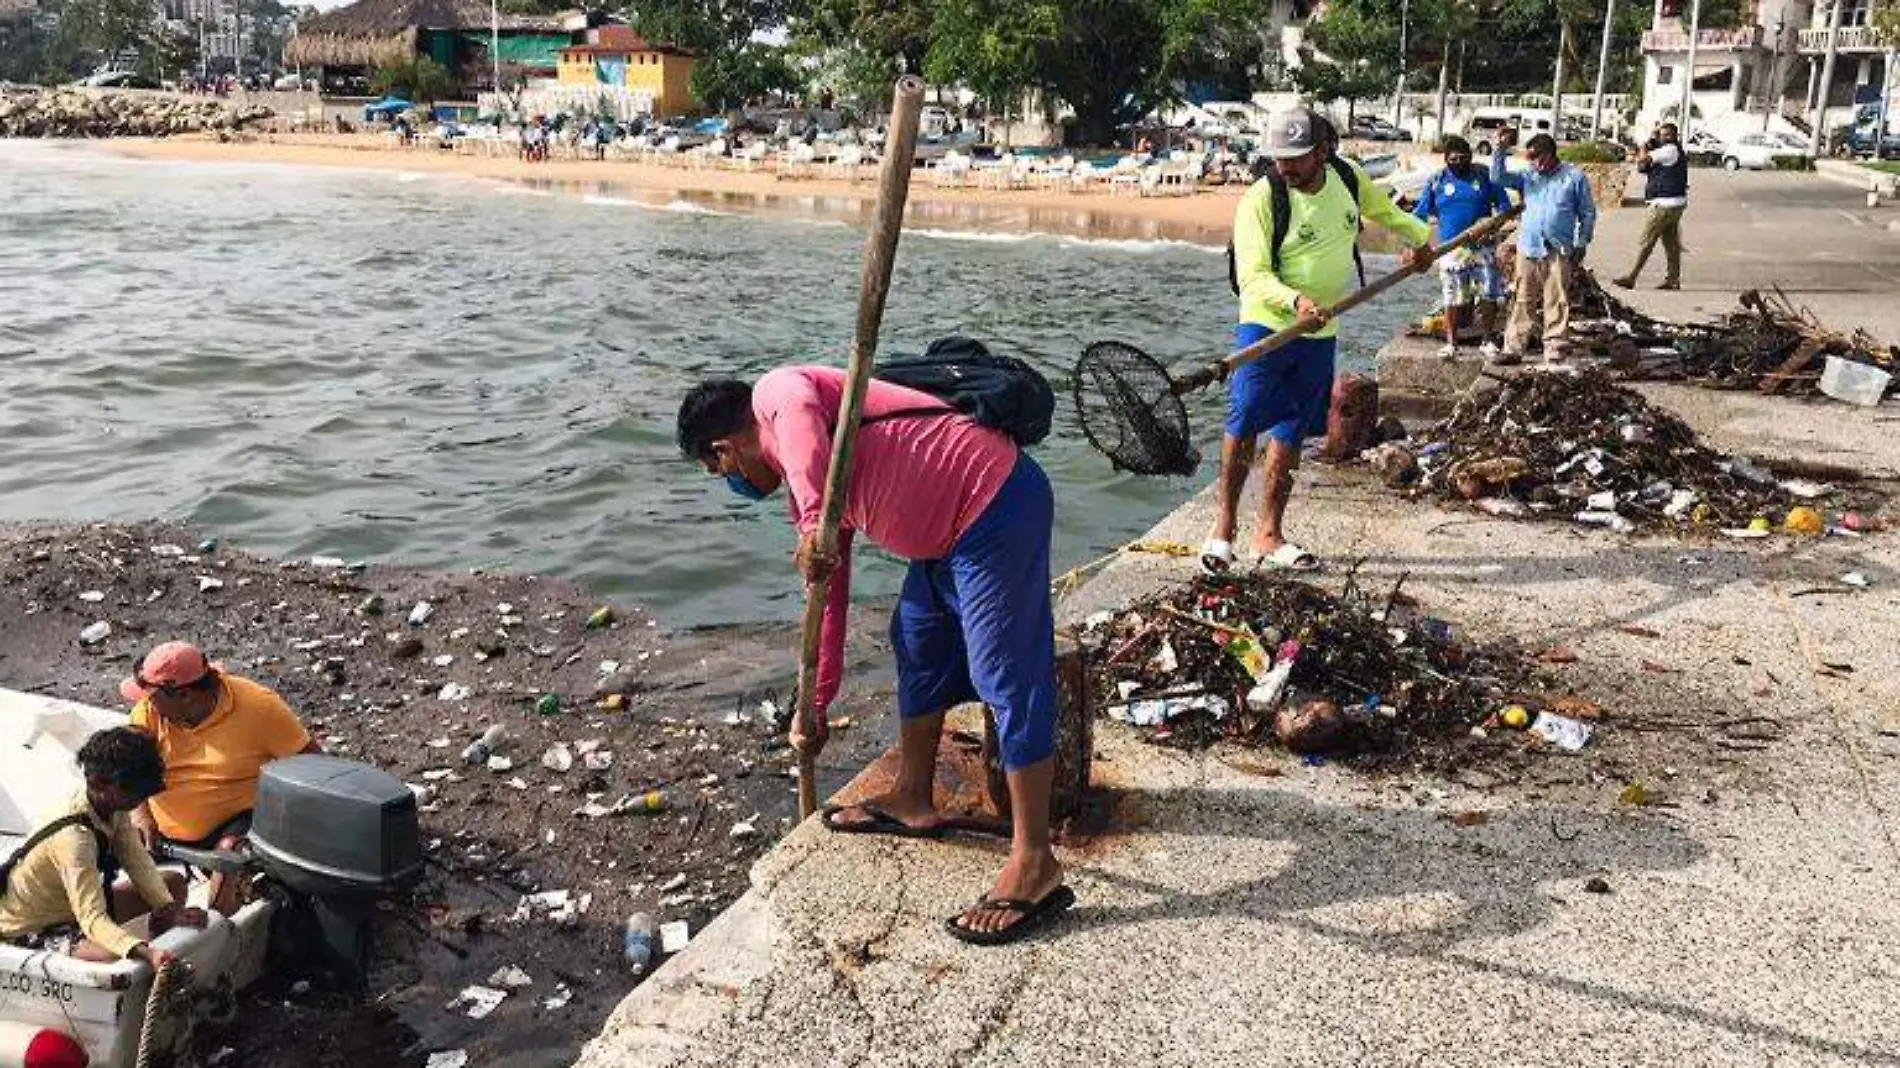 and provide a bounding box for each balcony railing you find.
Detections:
[1795,24,1888,52]
[1641,25,1766,51]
